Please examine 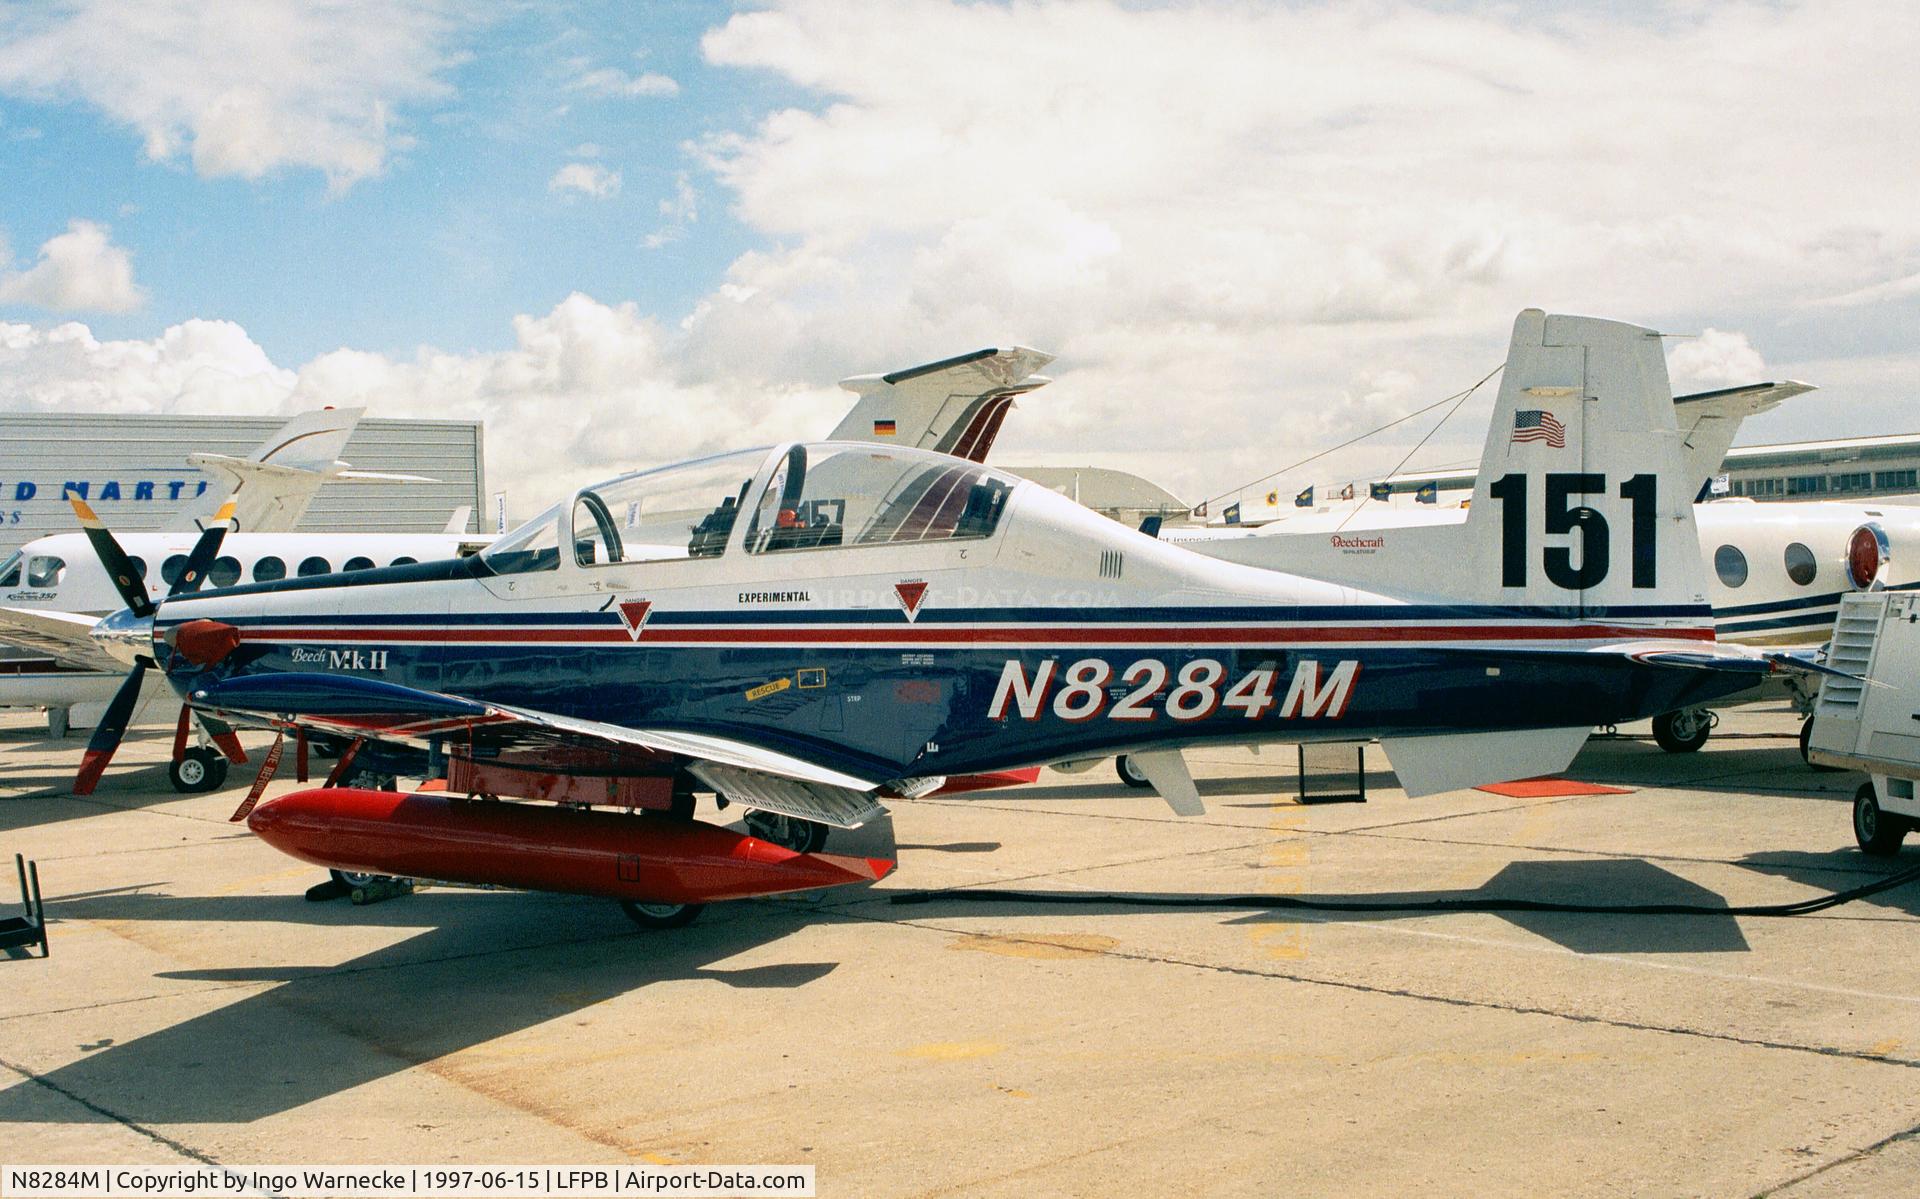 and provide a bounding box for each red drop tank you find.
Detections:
[248,787,892,906]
